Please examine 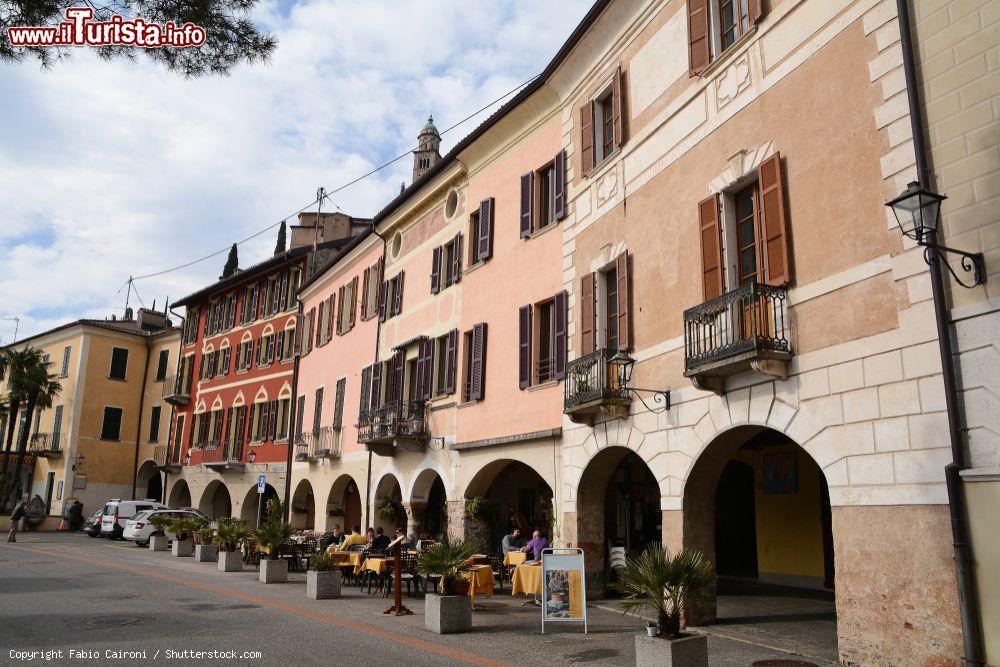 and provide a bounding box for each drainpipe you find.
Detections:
[366,224,388,530]
[130,334,151,500]
[896,1,984,664]
[283,297,303,524]
[164,305,186,504]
